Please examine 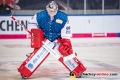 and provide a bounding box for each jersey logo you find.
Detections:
[66,26,71,34]
[56,19,63,24]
